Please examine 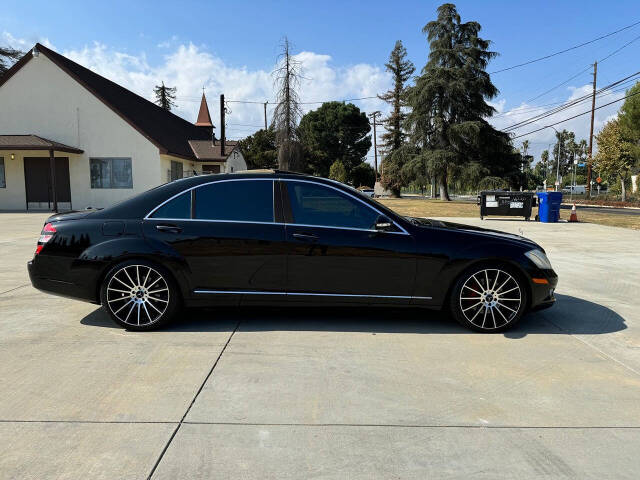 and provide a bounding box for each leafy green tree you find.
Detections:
[237,128,278,169]
[539,150,550,179]
[376,41,416,196]
[298,101,371,179]
[378,40,415,194]
[154,82,177,111]
[328,160,347,183]
[406,3,515,200]
[350,162,376,187]
[618,81,640,161]
[0,46,23,76]
[595,119,635,201]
